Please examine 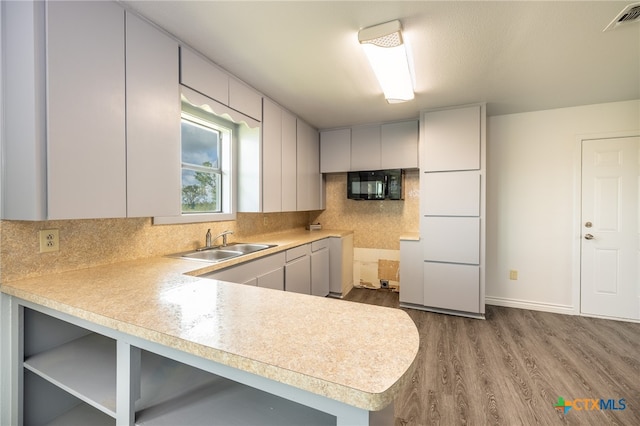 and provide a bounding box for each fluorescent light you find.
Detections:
[358,20,414,103]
